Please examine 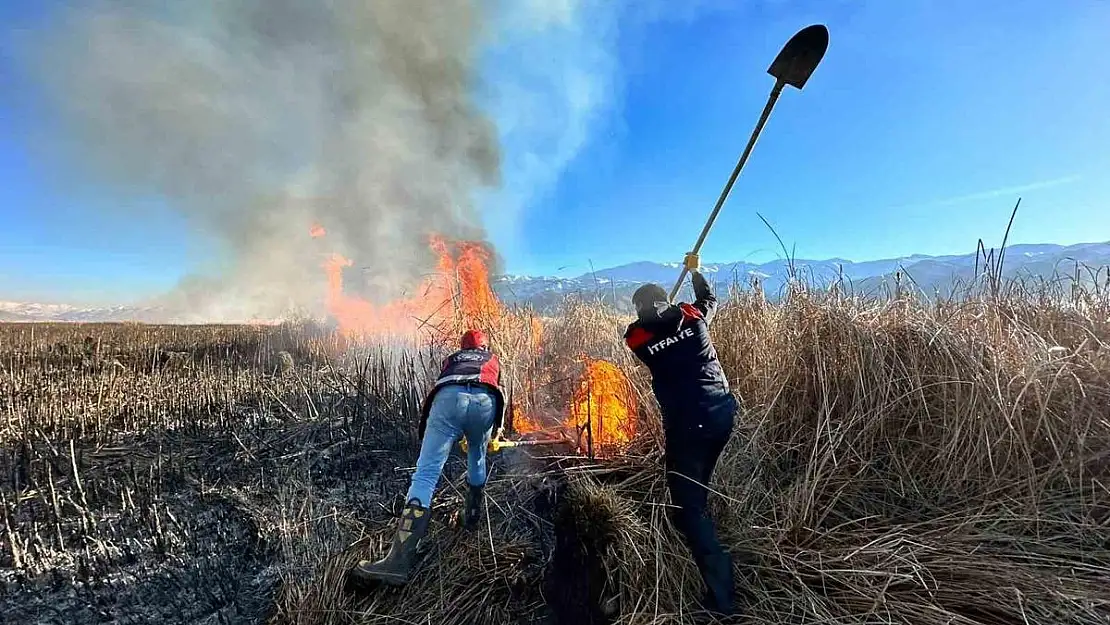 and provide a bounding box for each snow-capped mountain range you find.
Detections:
[495,241,1110,312]
[4,241,1109,322]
